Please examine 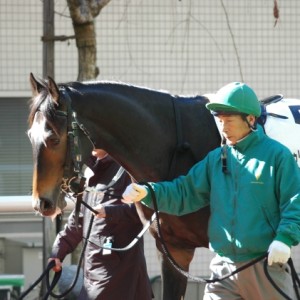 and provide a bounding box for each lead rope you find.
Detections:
[69,166,156,252]
[263,258,300,300]
[142,182,300,300]
[140,182,266,283]
[18,203,94,300]
[20,173,155,299]
[44,216,94,300]
[18,206,155,300]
